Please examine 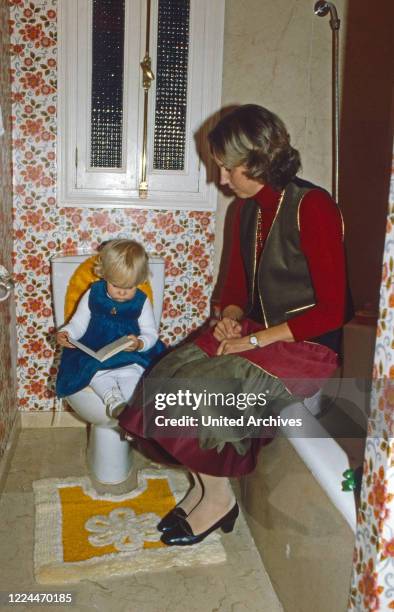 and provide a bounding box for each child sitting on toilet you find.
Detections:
[56,239,165,418]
